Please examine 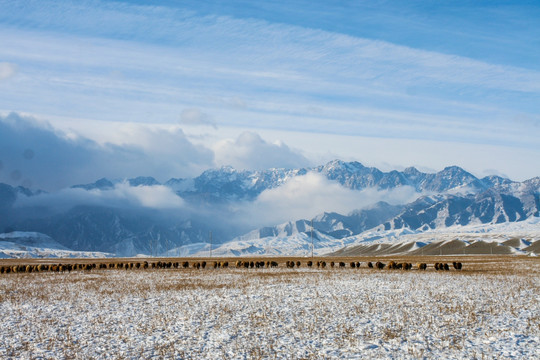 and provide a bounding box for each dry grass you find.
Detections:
[0,257,538,358]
